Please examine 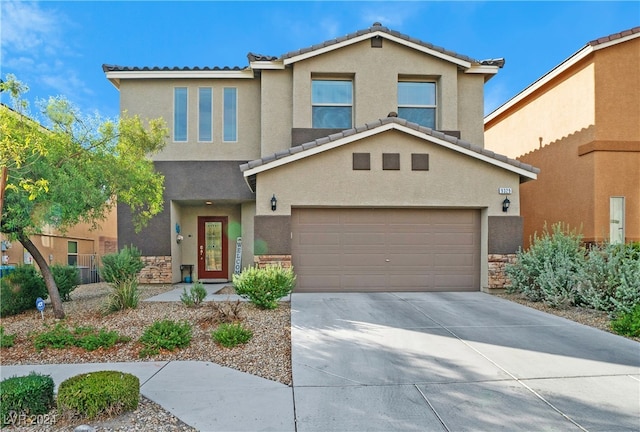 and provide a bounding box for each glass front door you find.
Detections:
[198,216,228,279]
